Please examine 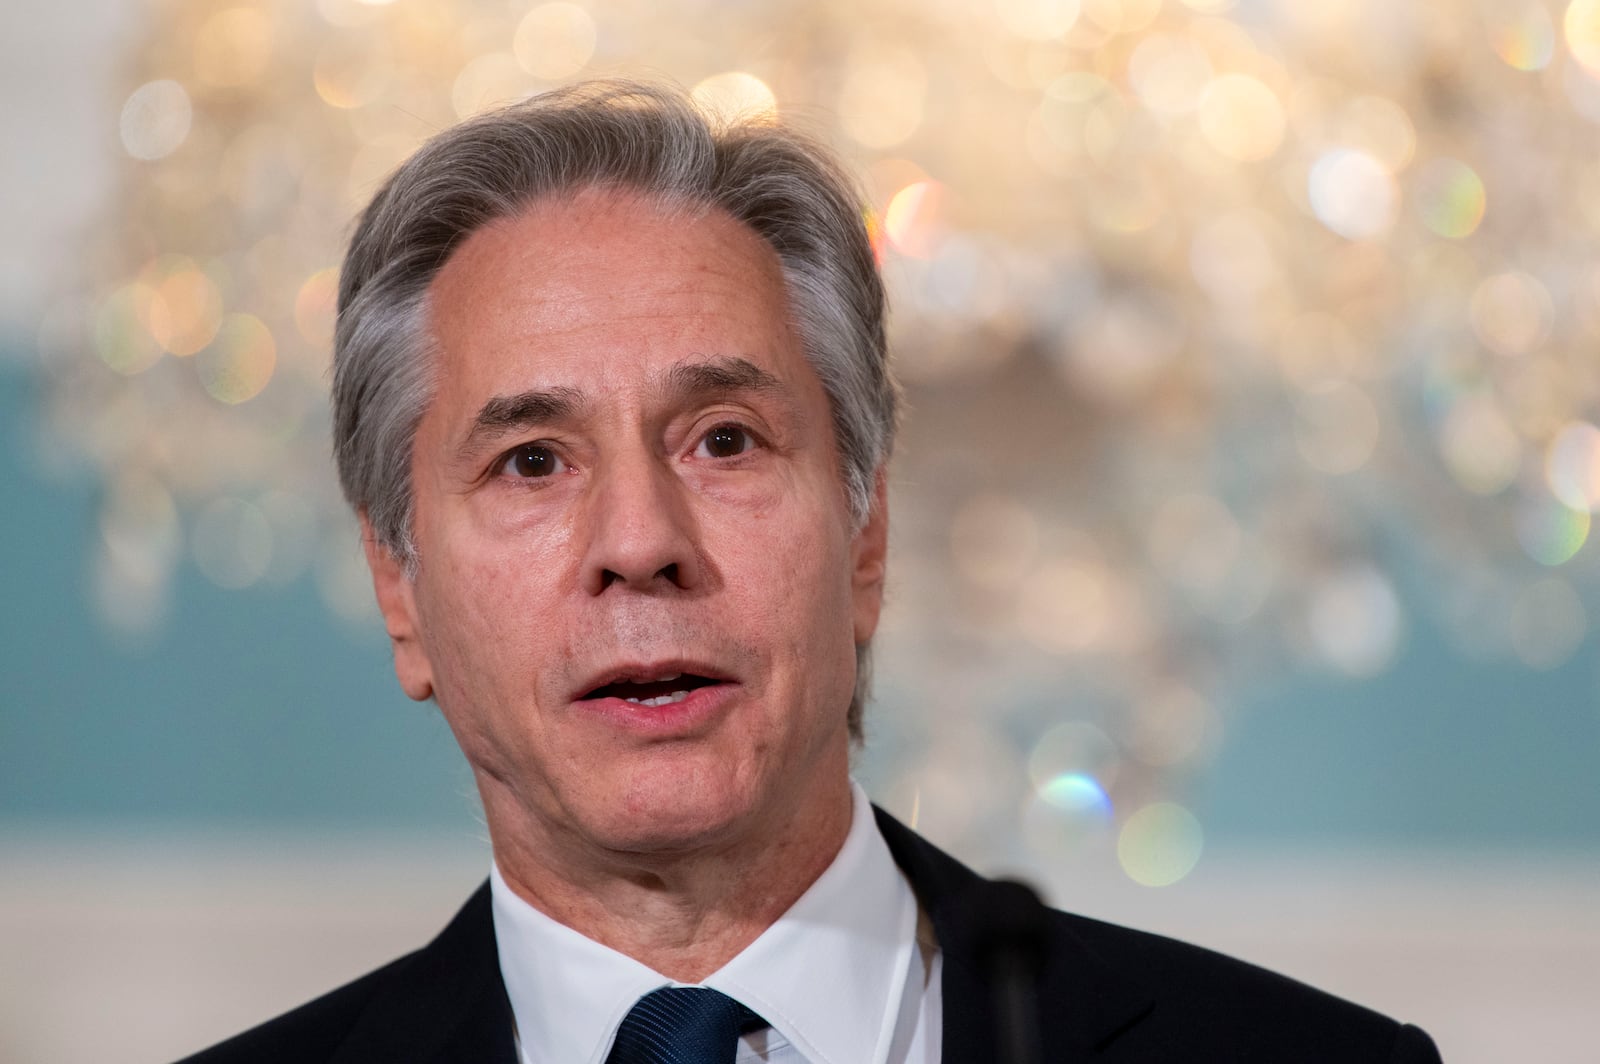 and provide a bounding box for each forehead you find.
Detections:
[422,187,803,402]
